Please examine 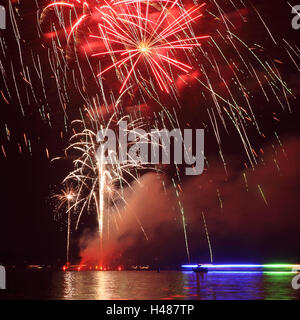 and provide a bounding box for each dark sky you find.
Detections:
[0,0,300,267]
